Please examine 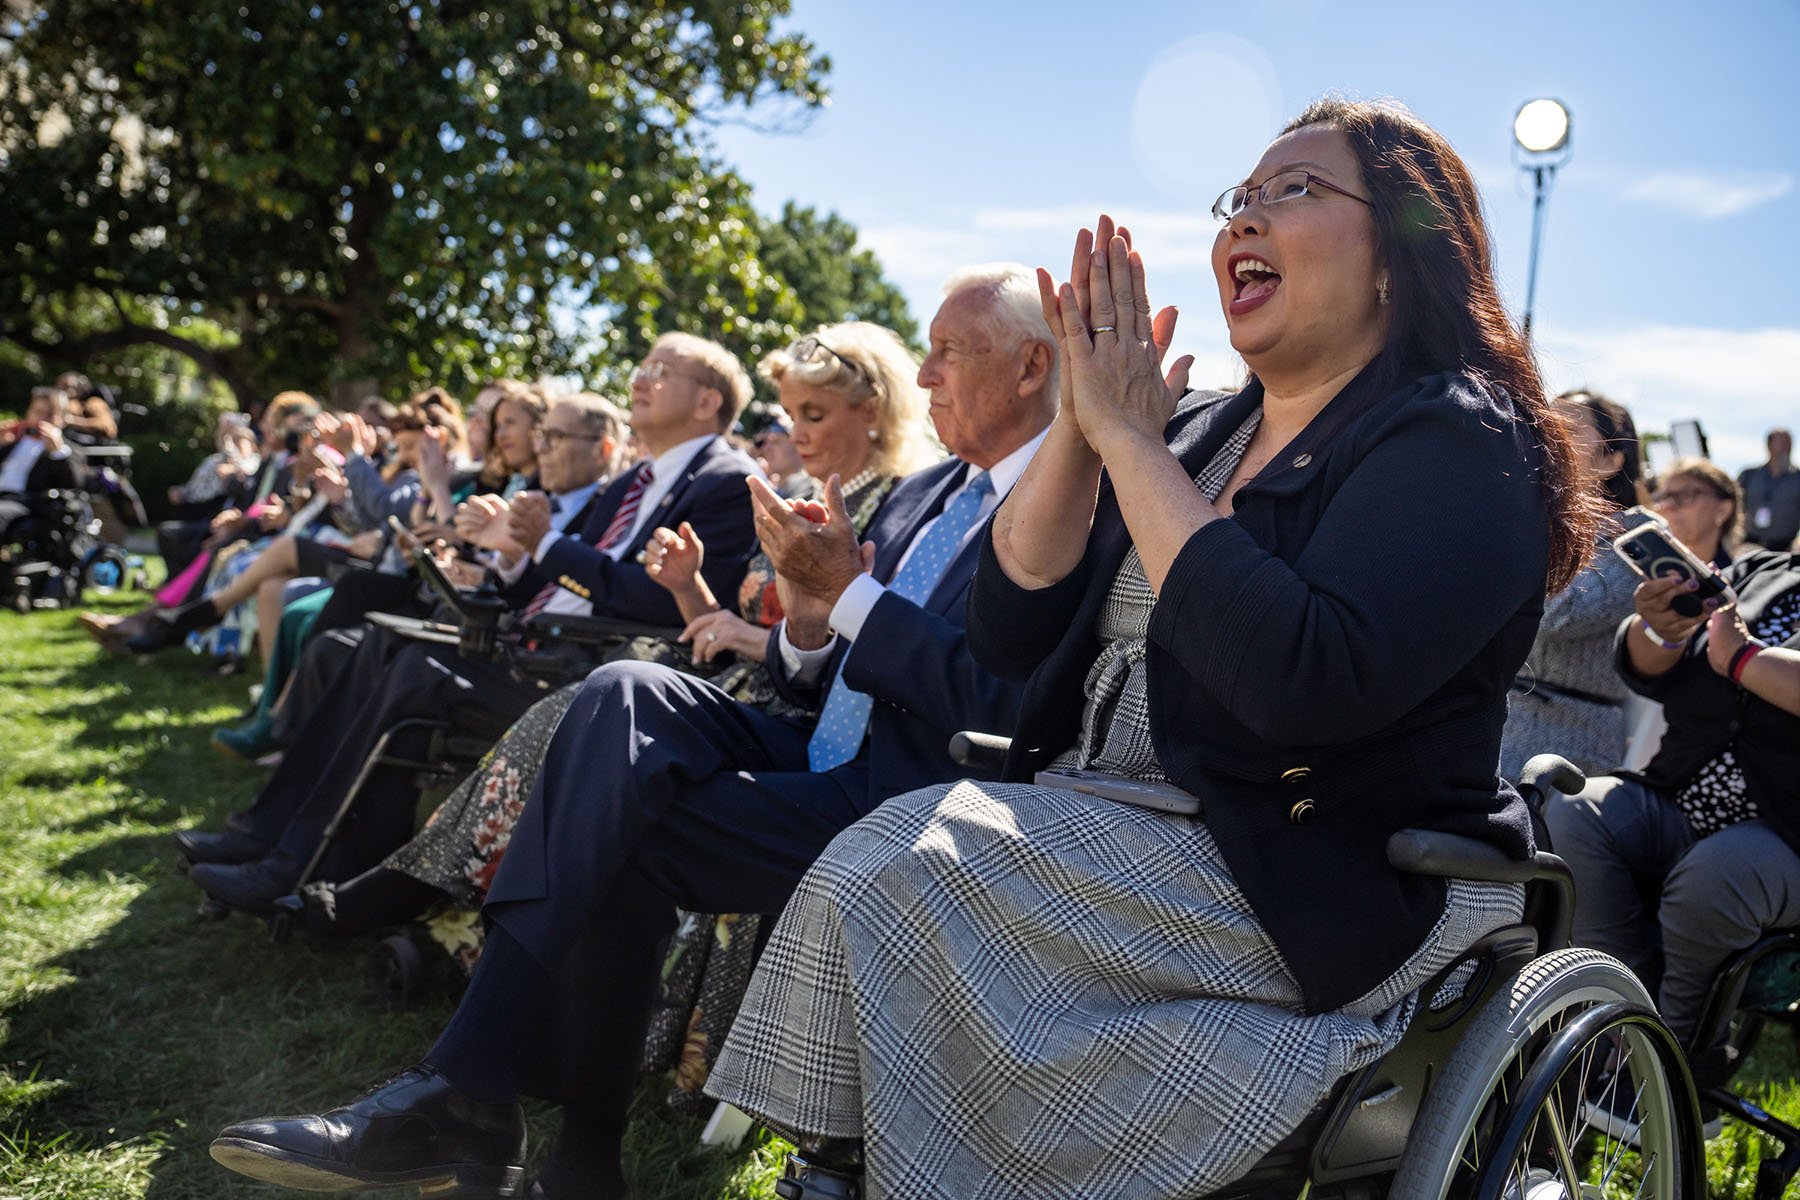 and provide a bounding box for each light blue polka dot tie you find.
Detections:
[807,469,993,772]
